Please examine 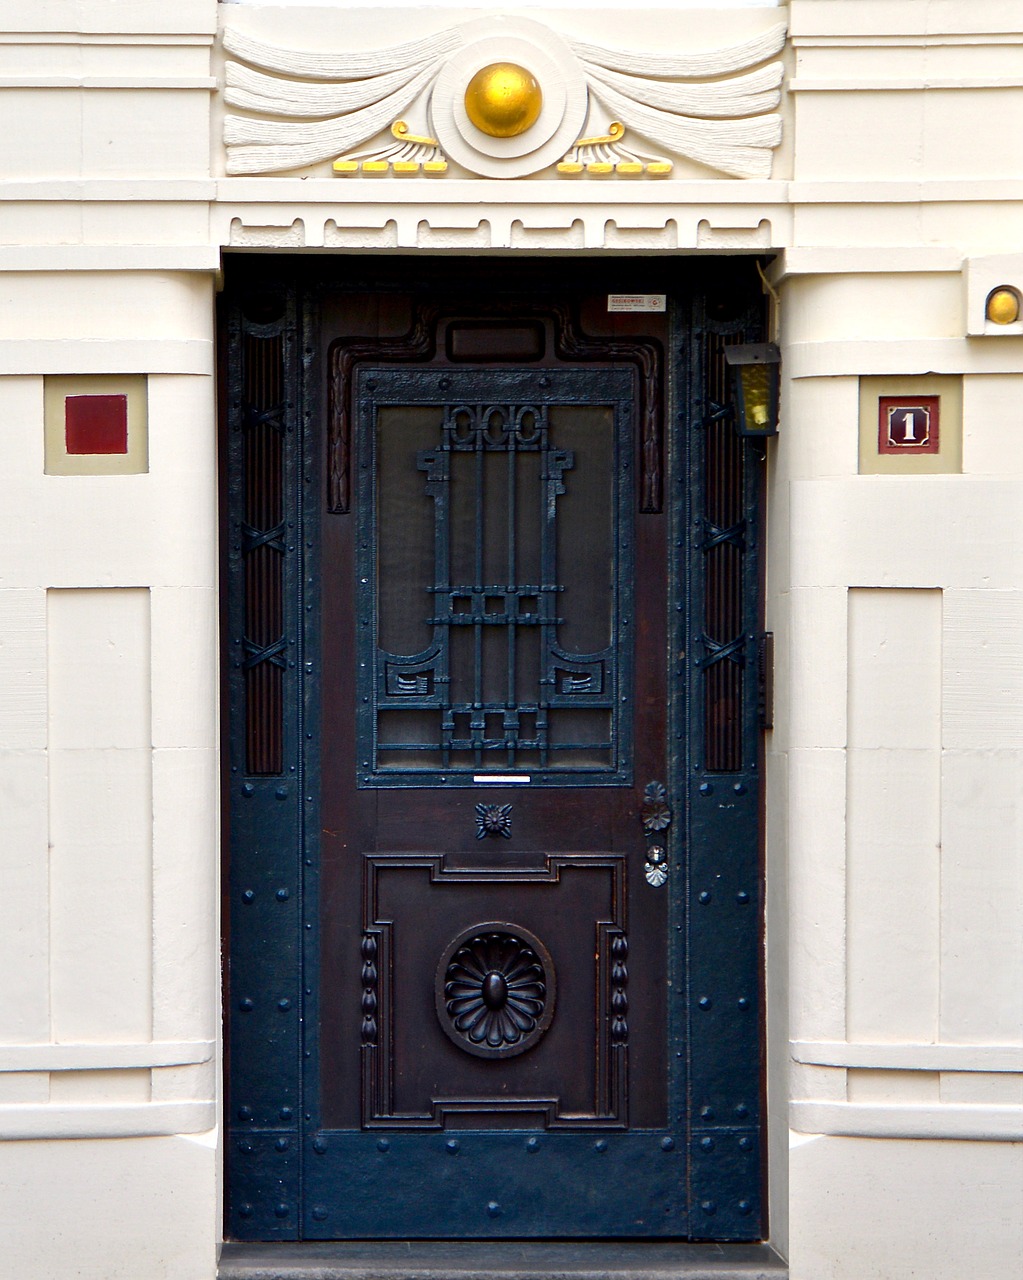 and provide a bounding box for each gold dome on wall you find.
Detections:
[464,62,543,138]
